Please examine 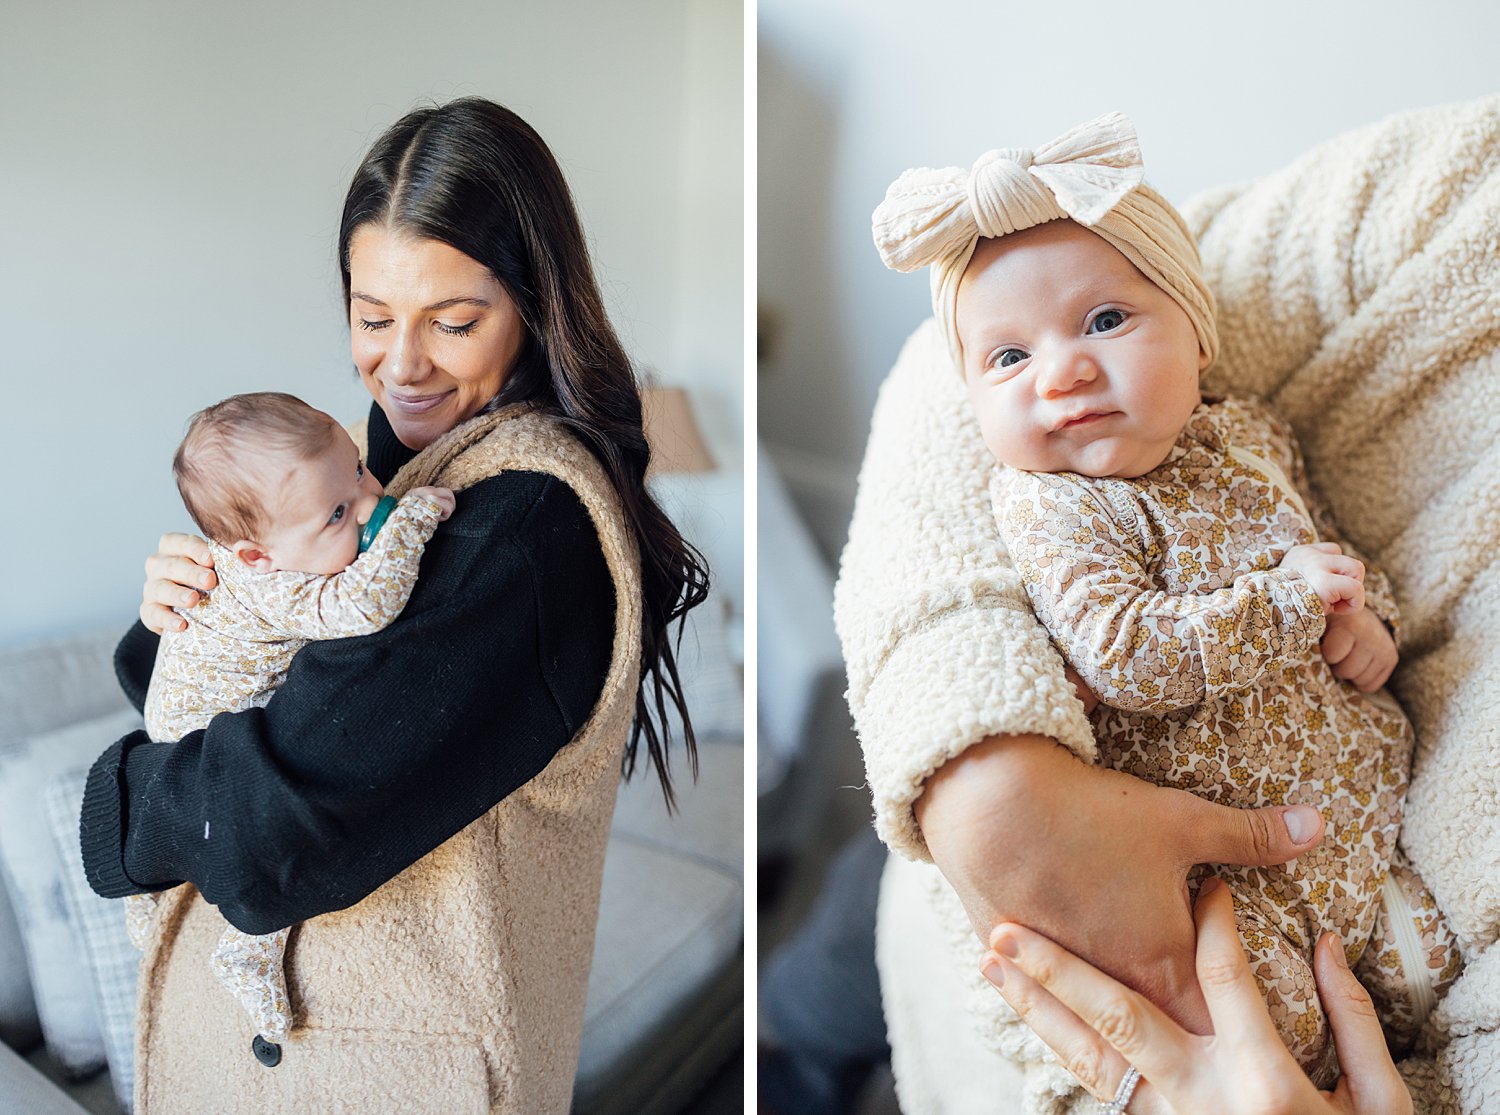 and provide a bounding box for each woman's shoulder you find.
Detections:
[441,468,600,547]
